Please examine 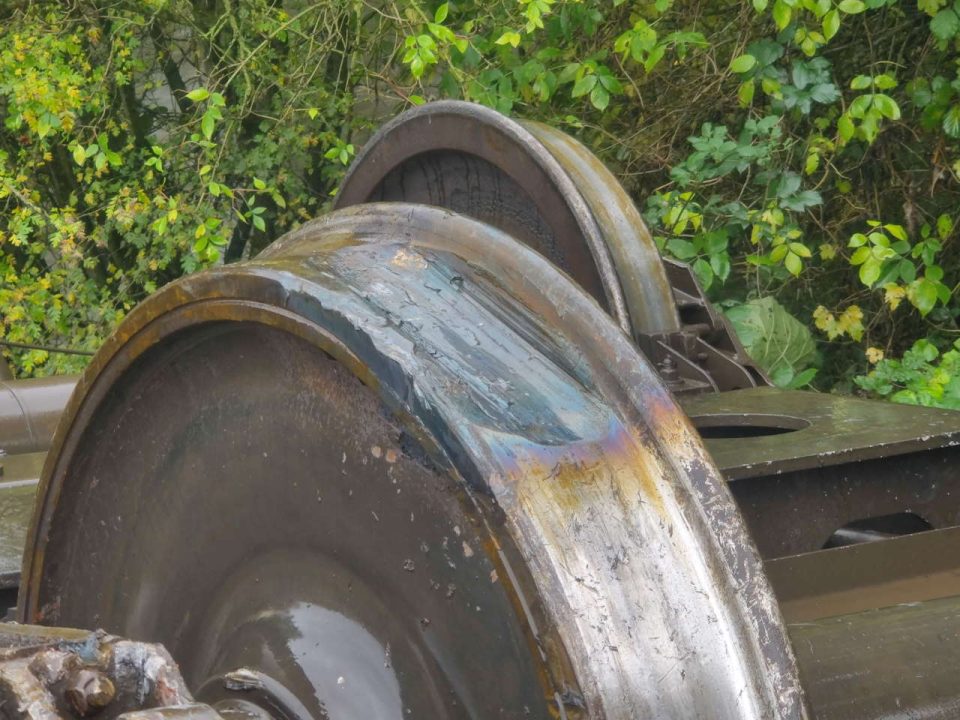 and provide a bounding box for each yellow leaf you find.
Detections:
[883,283,905,311]
[813,305,838,339]
[865,347,884,364]
[837,305,864,341]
